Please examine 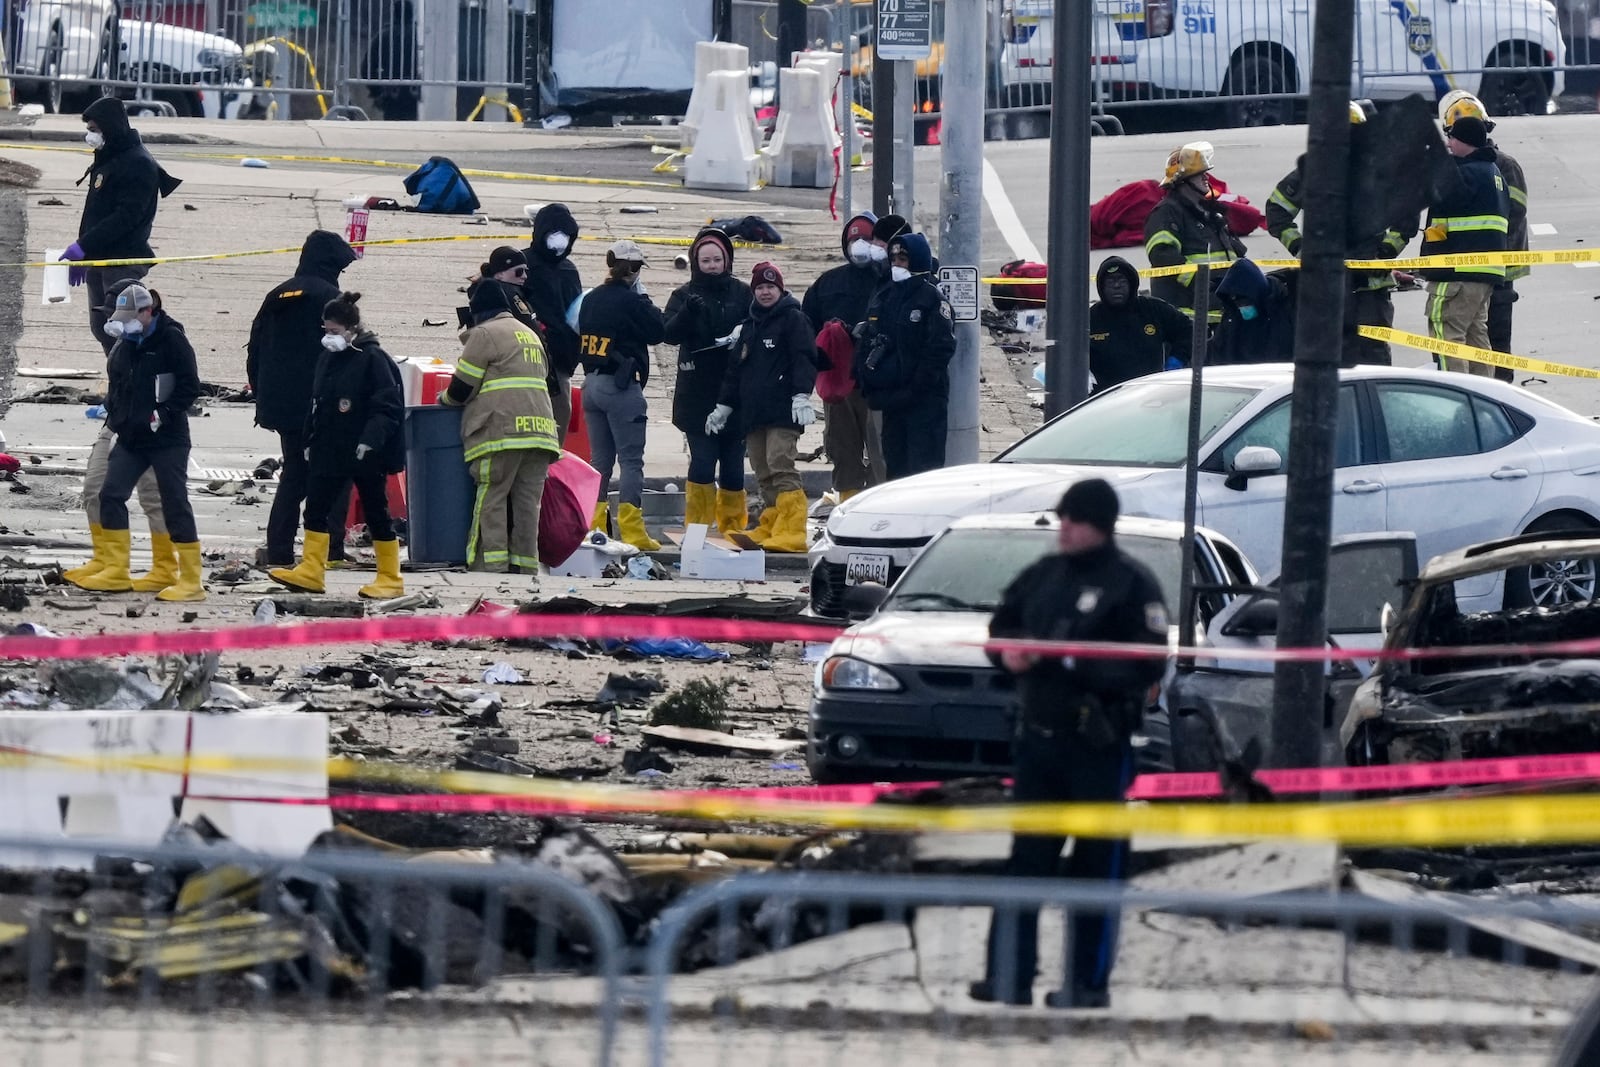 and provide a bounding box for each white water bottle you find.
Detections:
[42,249,70,304]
